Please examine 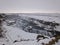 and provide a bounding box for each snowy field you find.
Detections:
[2,23,58,45]
[19,14,60,31]
[0,13,60,45]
